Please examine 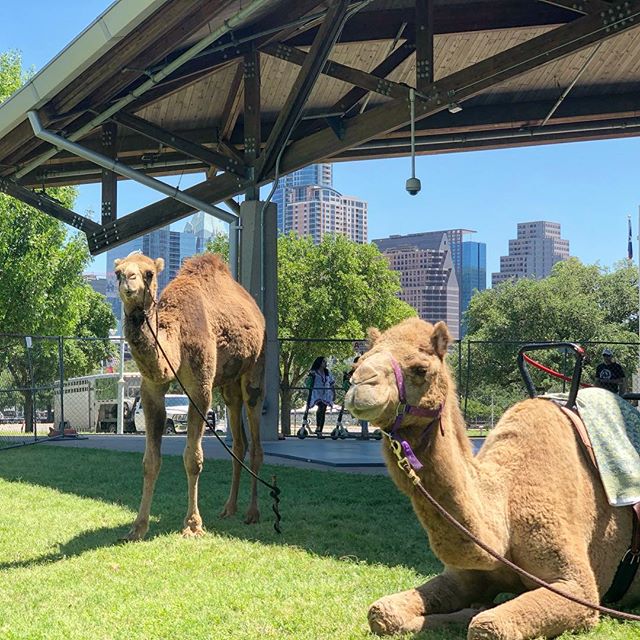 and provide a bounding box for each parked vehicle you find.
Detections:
[134,396,219,434]
[53,373,140,432]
